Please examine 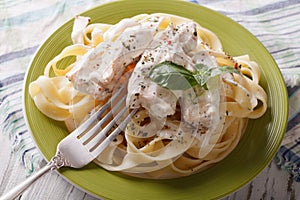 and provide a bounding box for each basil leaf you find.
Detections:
[193,65,240,88]
[194,63,209,71]
[149,61,197,90]
[149,61,240,90]
[210,66,240,77]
